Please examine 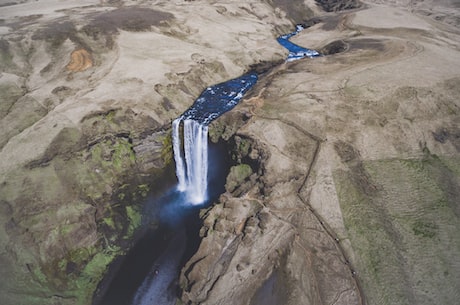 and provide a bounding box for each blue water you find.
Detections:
[131,140,230,305]
[277,25,320,62]
[95,141,230,305]
[180,72,258,125]
[148,140,229,225]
